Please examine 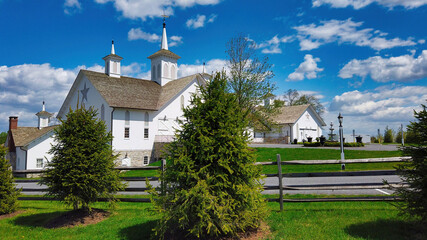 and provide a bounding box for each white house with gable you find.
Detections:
[57,20,207,166]
[252,104,326,143]
[5,102,58,171]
